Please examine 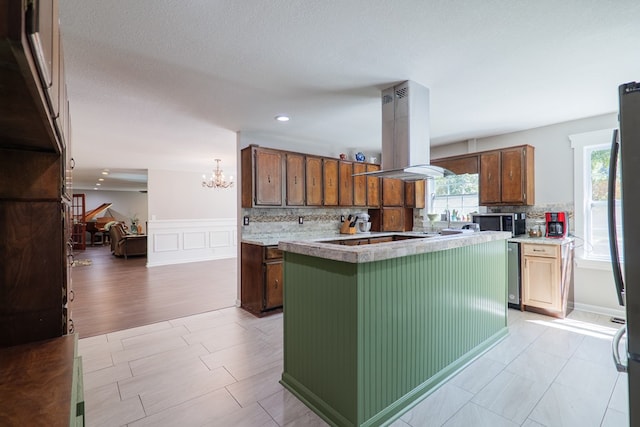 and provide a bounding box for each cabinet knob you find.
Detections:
[274,279,278,289]
[268,175,271,183]
[294,176,297,185]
